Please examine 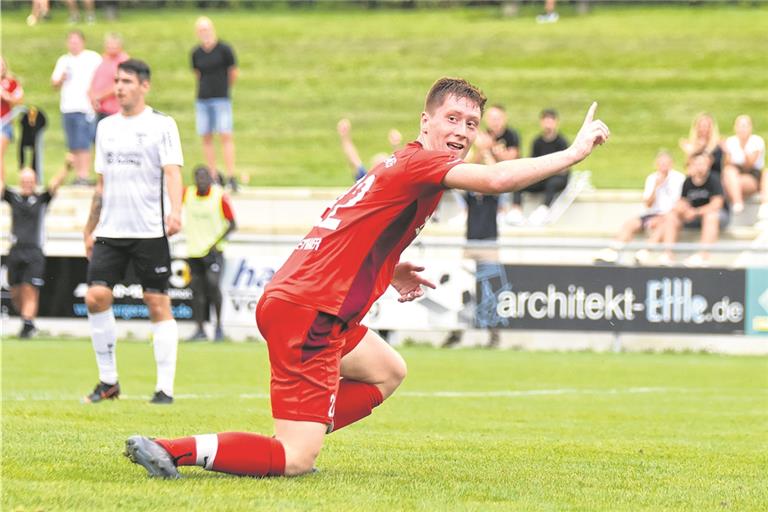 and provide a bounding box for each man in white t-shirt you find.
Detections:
[82,59,184,405]
[595,150,685,264]
[722,114,767,220]
[51,30,102,185]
